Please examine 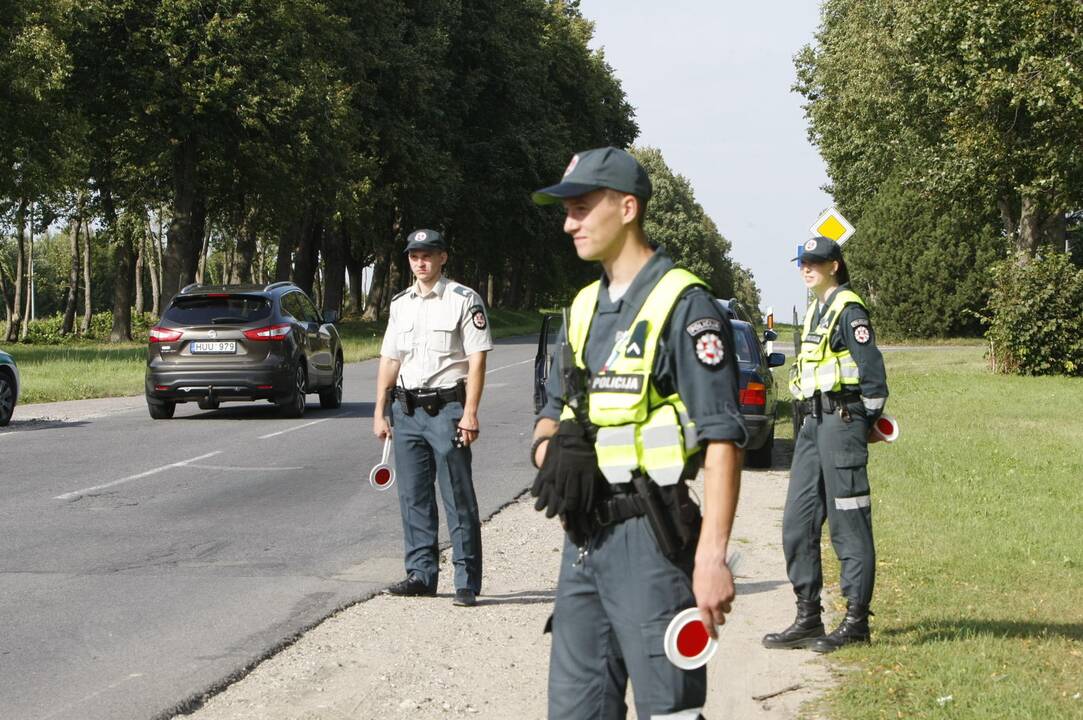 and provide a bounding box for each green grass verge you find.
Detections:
[804,347,1083,719]
[8,308,545,405]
